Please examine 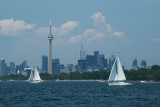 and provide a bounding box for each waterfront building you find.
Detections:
[52,58,60,74]
[107,55,116,71]
[42,55,48,73]
[104,58,108,68]
[132,58,139,70]
[79,44,86,60]
[16,65,20,74]
[94,51,99,66]
[99,54,105,68]
[86,55,95,68]
[78,59,86,72]
[0,58,8,76]
[60,67,70,73]
[10,62,16,74]
[19,60,27,74]
[141,60,147,68]
[77,44,86,72]
[48,18,54,74]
